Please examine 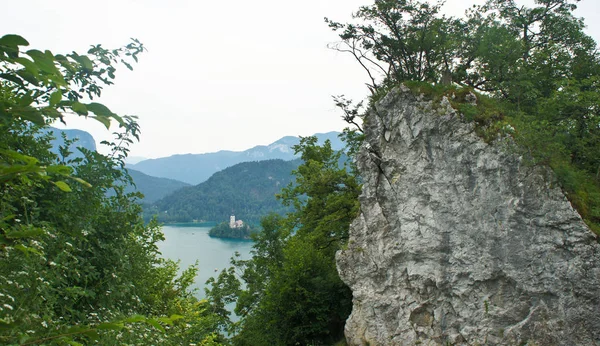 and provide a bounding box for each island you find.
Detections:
[208,215,258,240]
